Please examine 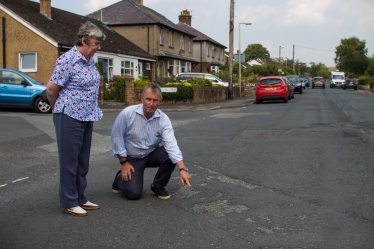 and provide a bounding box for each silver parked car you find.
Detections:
[176,72,229,87]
